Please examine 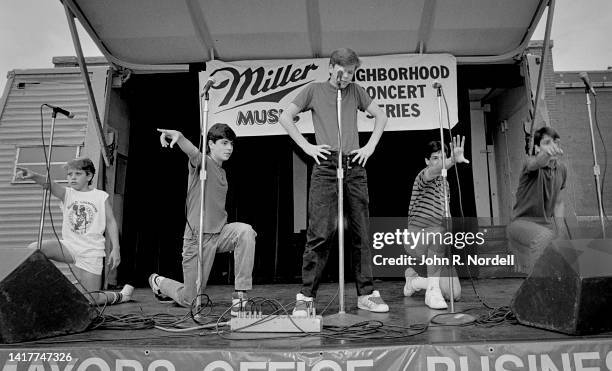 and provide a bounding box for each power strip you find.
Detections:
[230,313,322,333]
